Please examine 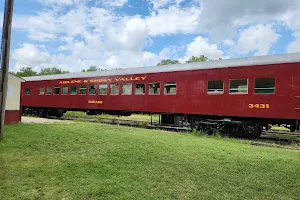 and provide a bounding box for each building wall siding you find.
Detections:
[6,74,23,110]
